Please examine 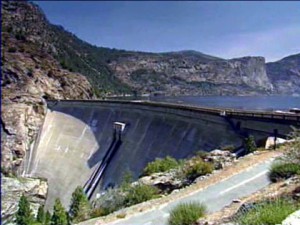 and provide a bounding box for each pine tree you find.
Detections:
[245,135,257,153]
[69,186,91,222]
[51,198,68,225]
[44,211,51,225]
[36,205,45,223]
[16,194,34,225]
